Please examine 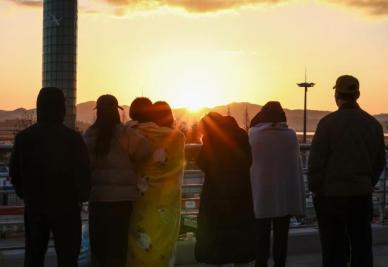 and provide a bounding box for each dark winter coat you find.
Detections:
[308,102,385,196]
[9,89,91,215]
[195,127,255,264]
